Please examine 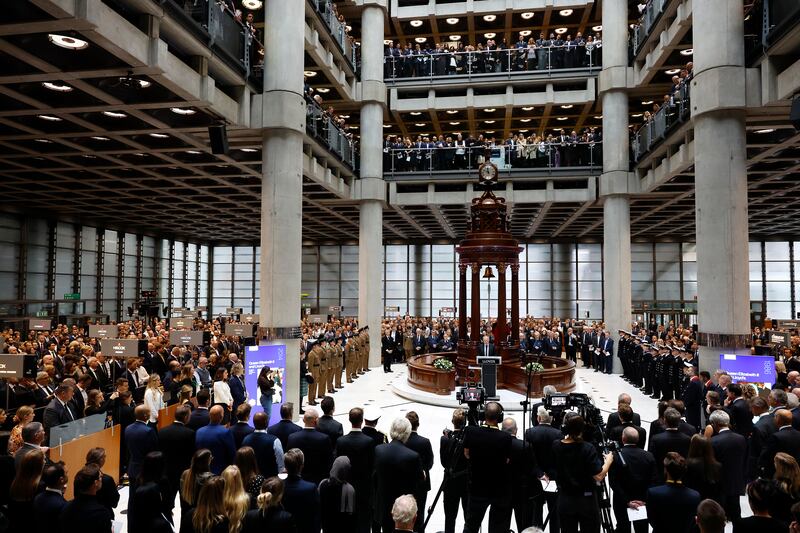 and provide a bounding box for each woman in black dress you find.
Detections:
[242,477,296,533]
[319,456,356,533]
